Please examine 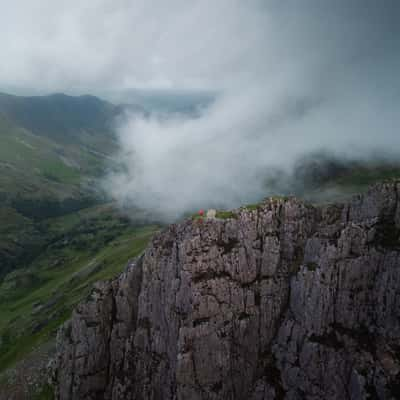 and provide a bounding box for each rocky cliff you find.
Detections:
[52,182,400,400]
